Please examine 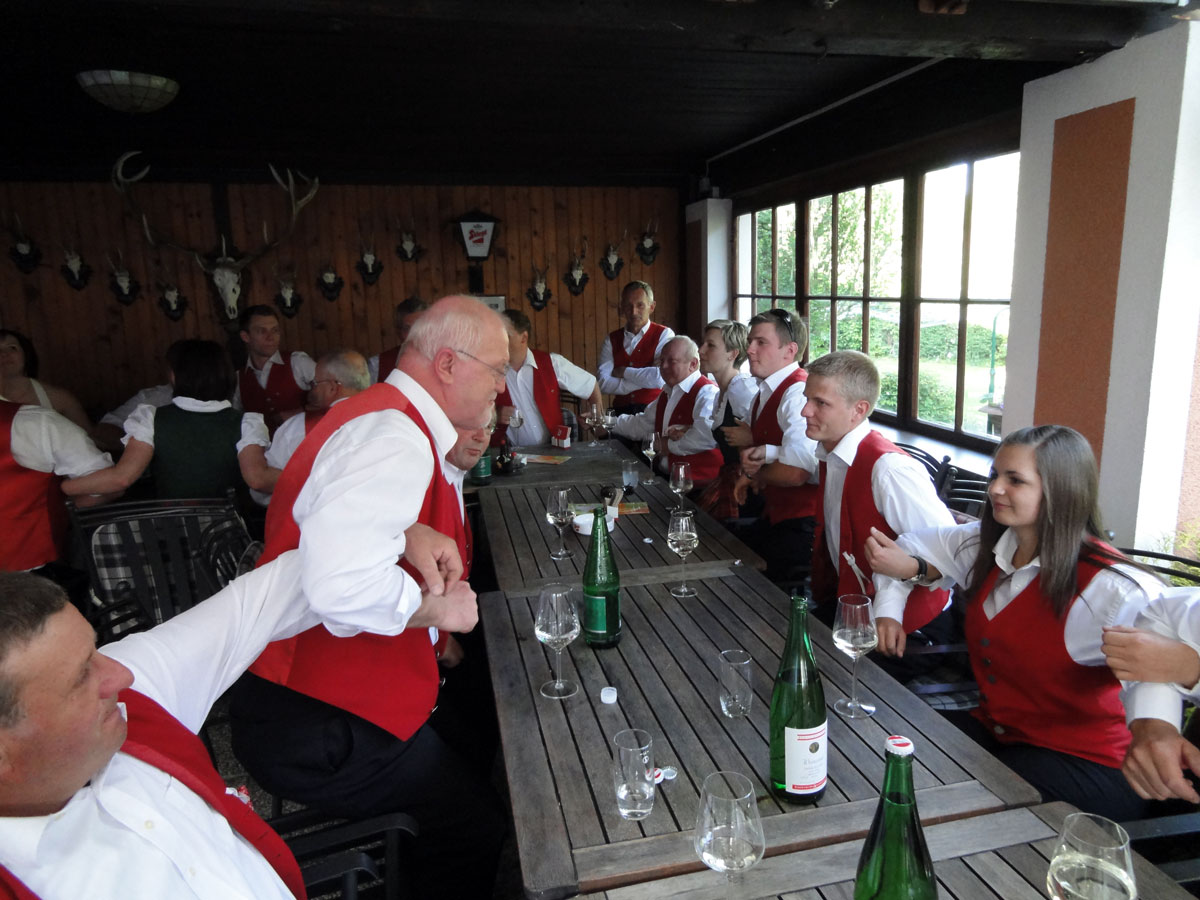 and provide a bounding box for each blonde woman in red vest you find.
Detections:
[597,281,675,415]
[233,305,315,434]
[866,424,1162,820]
